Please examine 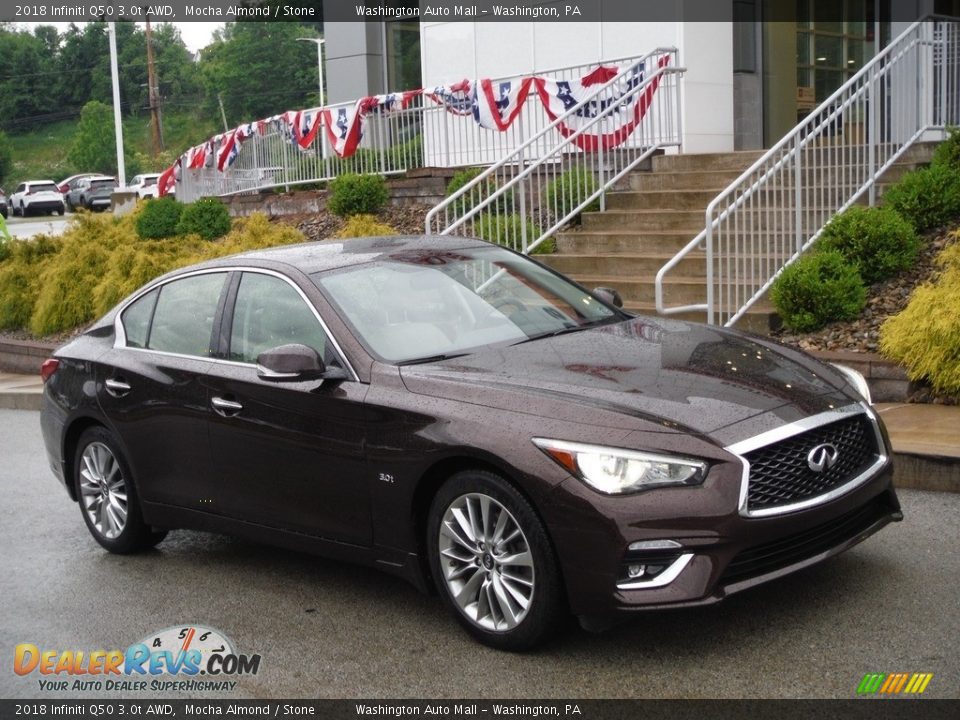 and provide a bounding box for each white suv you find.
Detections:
[10,181,65,217]
[128,173,162,199]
